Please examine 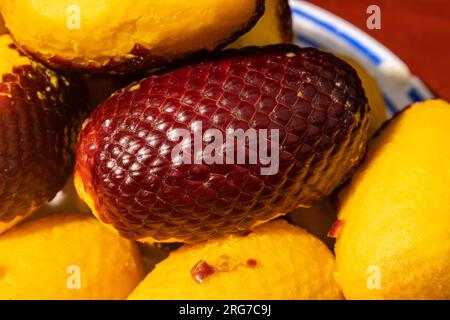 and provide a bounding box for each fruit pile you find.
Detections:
[0,1,449,300]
